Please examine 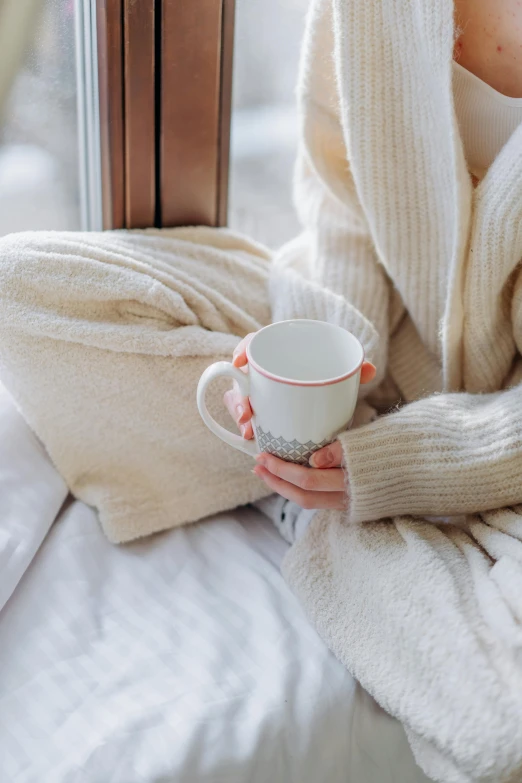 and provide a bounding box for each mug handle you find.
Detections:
[197,361,258,458]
